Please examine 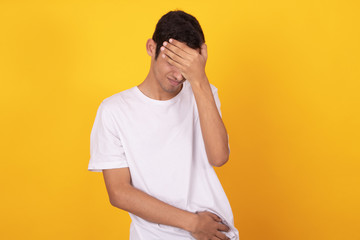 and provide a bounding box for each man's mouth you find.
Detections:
[168,78,182,86]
